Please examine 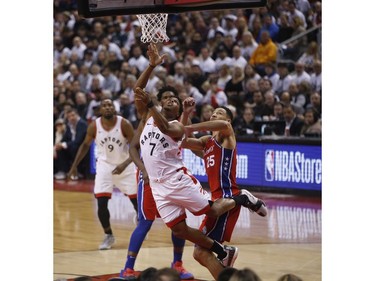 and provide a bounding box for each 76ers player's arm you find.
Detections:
[66,122,96,181]
[181,119,234,150]
[129,116,150,185]
[180,97,204,158]
[112,118,135,175]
